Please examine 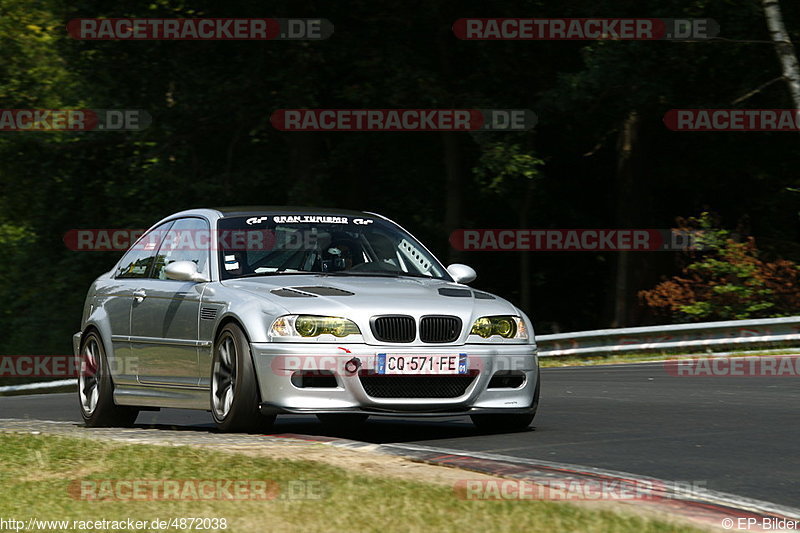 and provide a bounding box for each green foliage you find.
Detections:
[640,213,800,321]
[473,141,544,195]
[0,0,77,107]
[0,0,800,352]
